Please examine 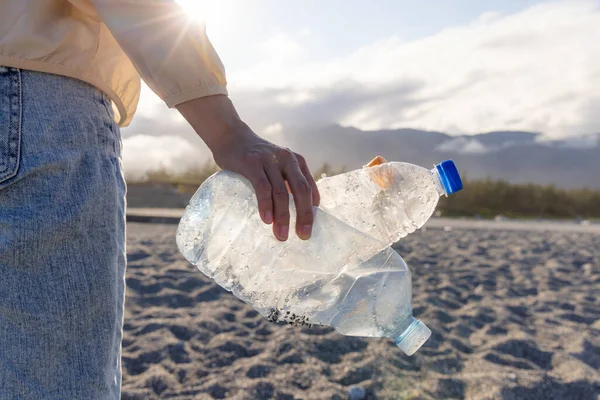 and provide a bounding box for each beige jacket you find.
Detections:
[0,0,228,126]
